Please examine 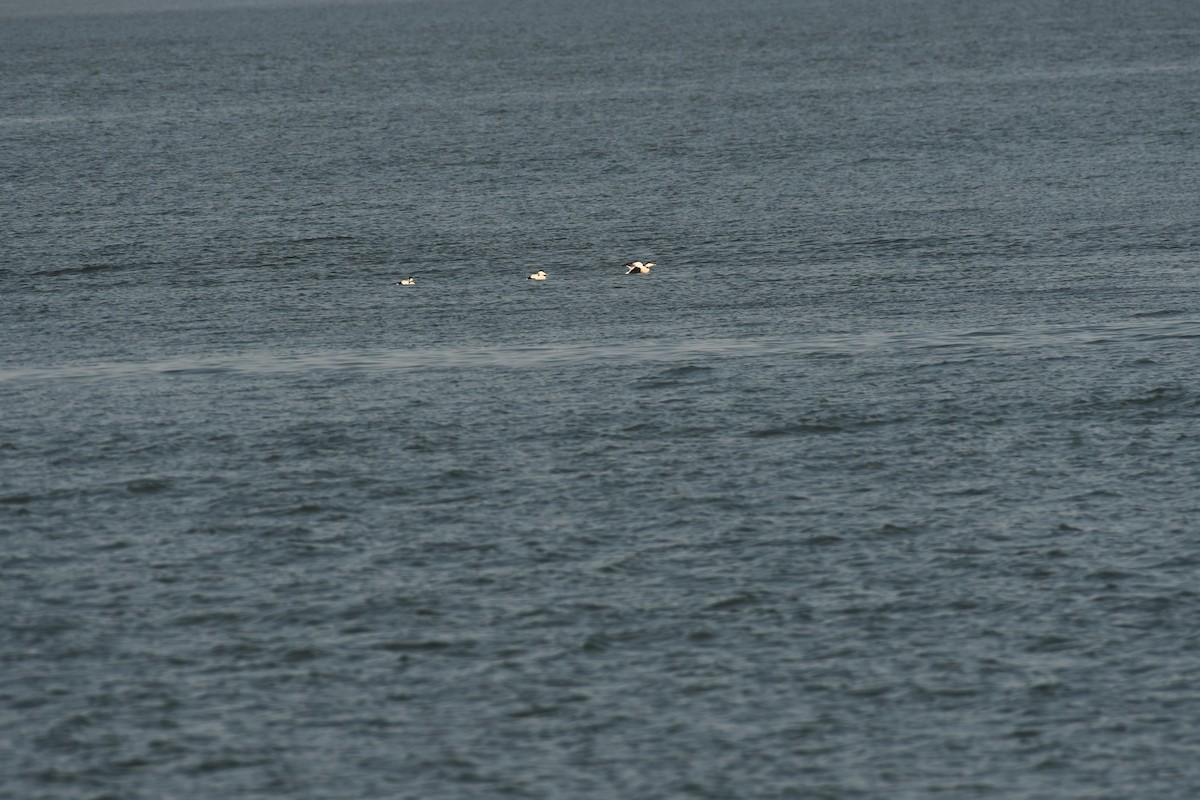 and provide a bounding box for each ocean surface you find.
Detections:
[4,0,1200,797]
